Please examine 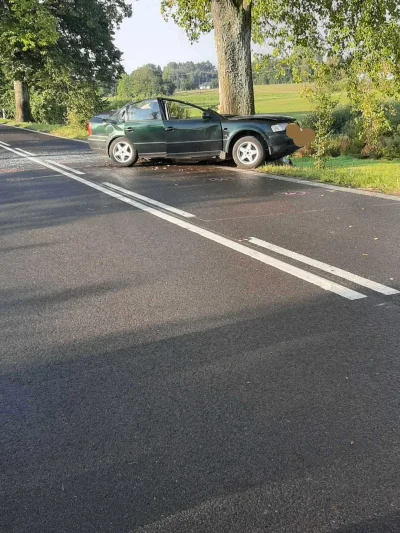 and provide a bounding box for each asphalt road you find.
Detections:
[1,125,400,533]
